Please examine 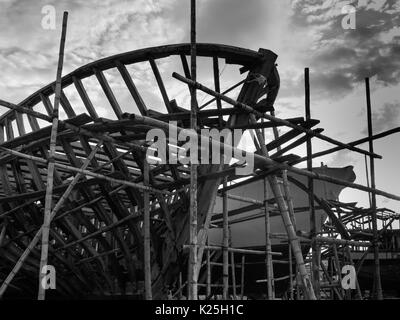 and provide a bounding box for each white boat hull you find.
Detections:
[208,166,356,248]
